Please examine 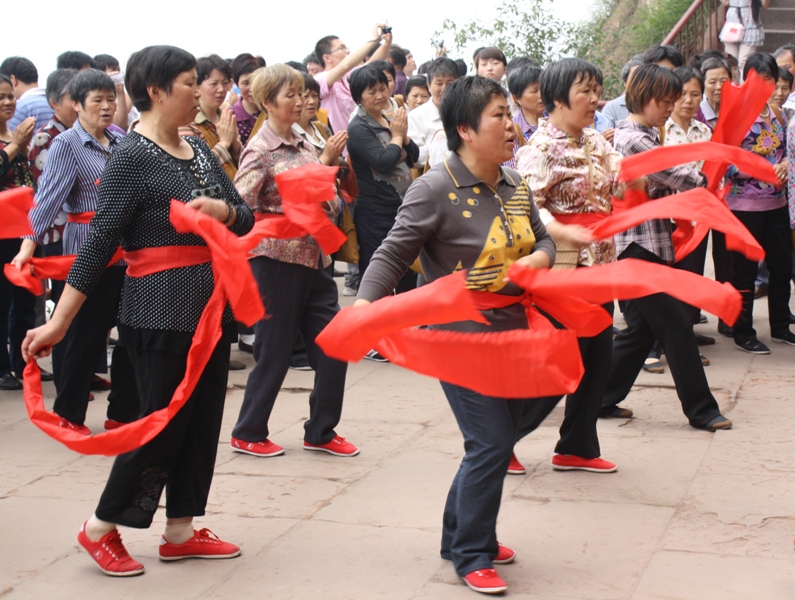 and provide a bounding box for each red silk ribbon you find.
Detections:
[4,248,124,295]
[0,187,35,238]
